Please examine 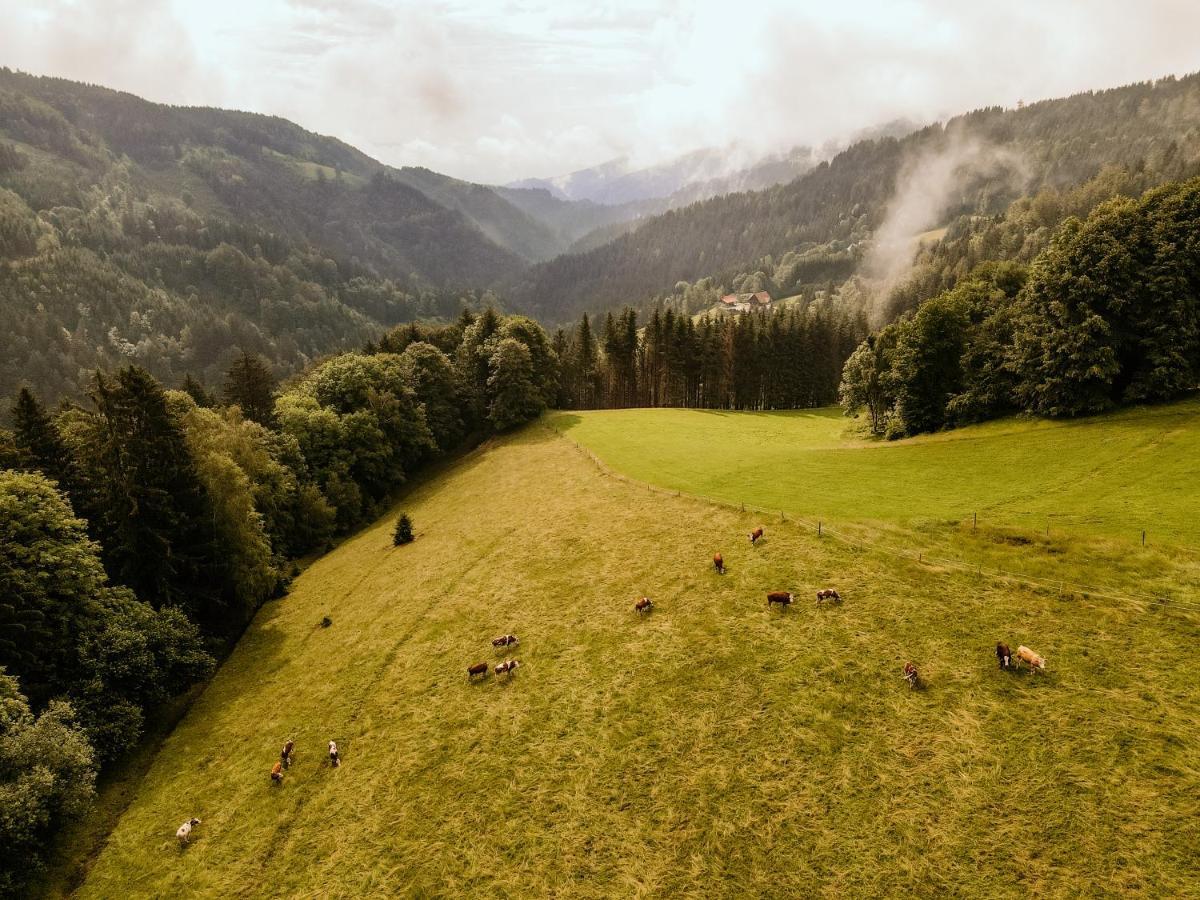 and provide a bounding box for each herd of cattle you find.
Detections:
[177,524,1050,848]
